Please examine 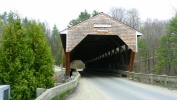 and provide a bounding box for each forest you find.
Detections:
[0,7,177,99]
